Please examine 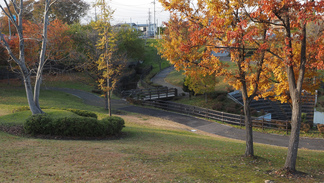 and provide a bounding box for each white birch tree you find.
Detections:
[0,0,56,114]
